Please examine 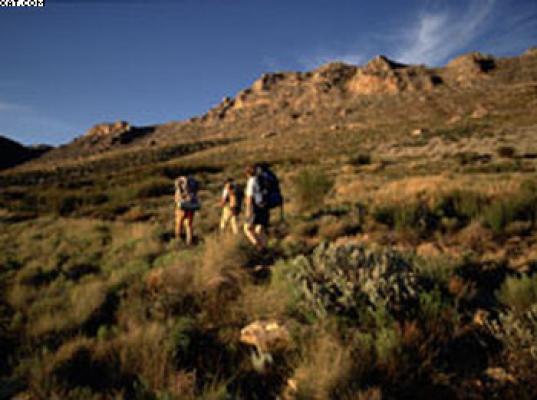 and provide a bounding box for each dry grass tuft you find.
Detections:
[292,332,355,399]
[116,322,174,392]
[197,234,251,293]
